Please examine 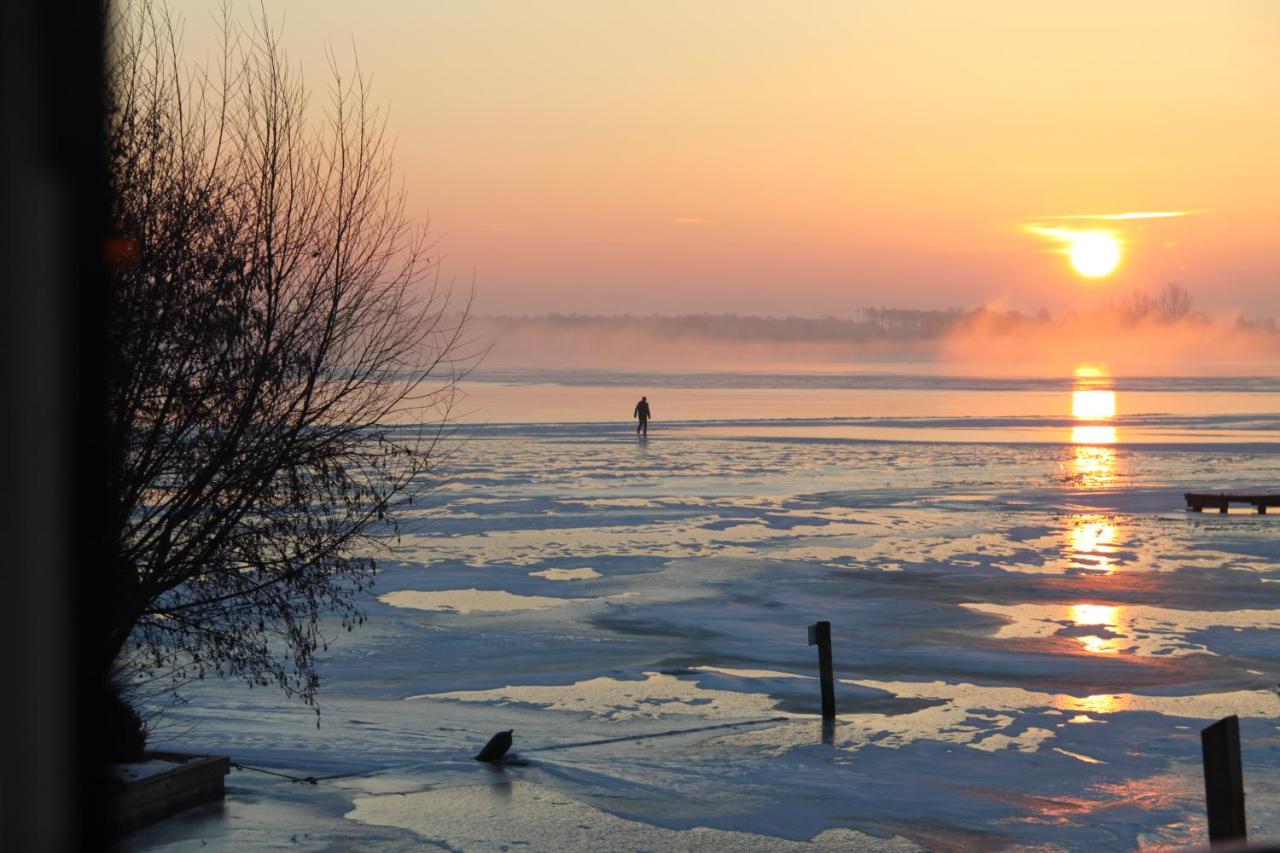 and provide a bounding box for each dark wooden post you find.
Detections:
[807,621,835,721]
[1201,715,1246,845]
